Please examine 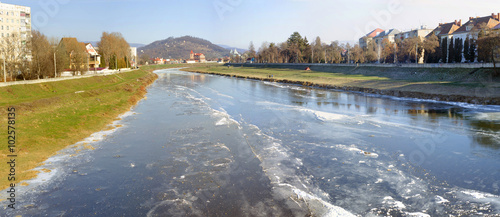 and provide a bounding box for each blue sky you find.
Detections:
[2,0,498,49]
